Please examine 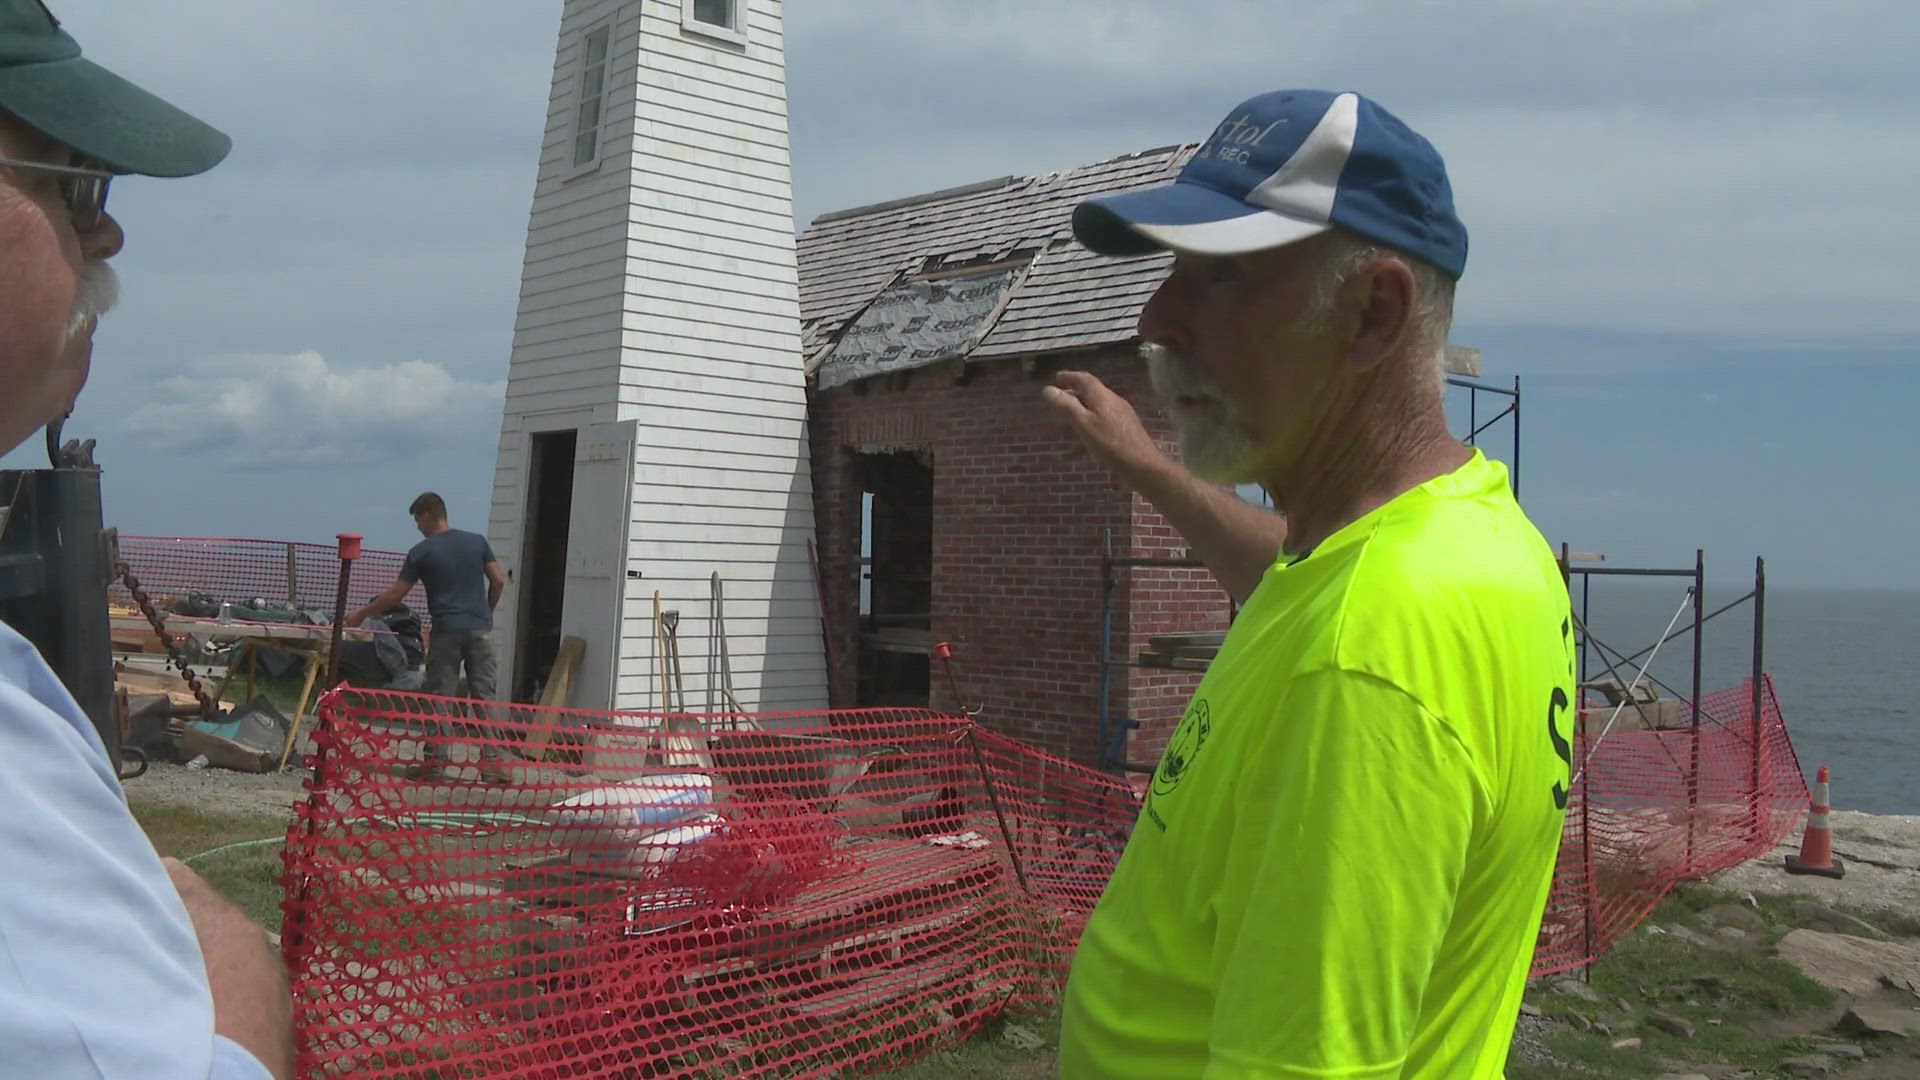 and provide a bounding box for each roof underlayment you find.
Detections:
[797,145,1191,380]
